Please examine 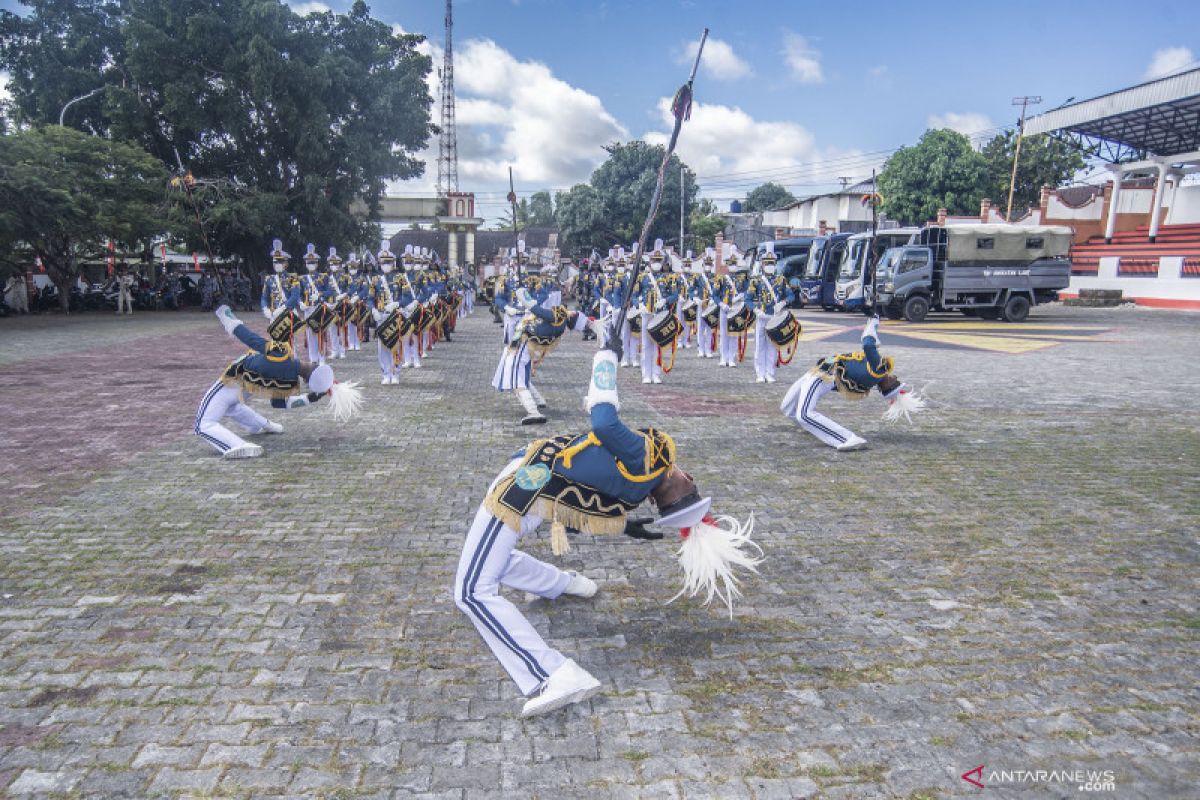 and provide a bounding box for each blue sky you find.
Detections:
[3,0,1198,221]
